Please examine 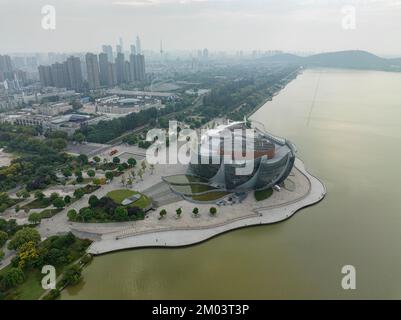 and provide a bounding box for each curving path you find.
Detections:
[86,158,326,255]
